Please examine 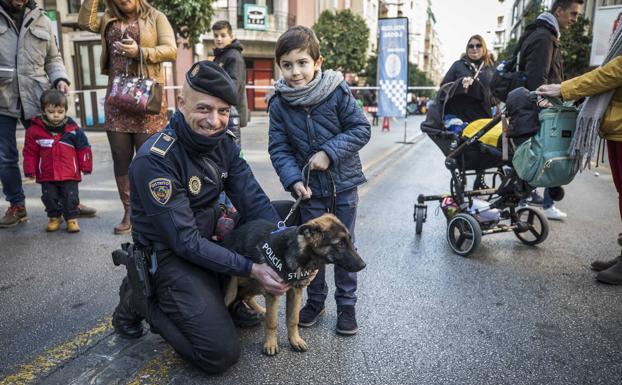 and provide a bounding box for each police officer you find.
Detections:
[111,61,289,374]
